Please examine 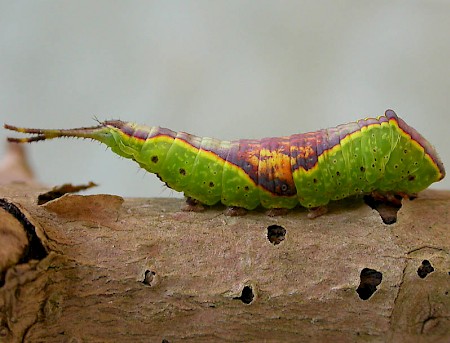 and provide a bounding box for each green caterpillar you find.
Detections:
[4,110,445,216]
